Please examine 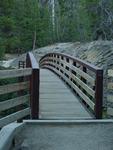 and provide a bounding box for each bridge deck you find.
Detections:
[39,69,93,119]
